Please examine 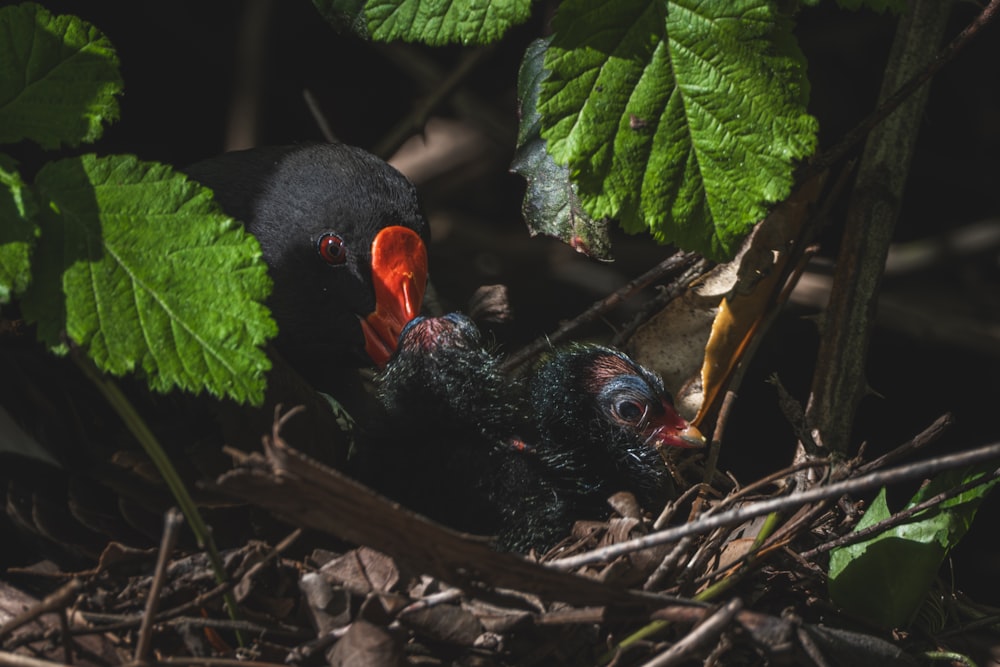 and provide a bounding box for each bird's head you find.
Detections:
[530,345,704,502]
[184,143,430,388]
[377,313,522,438]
